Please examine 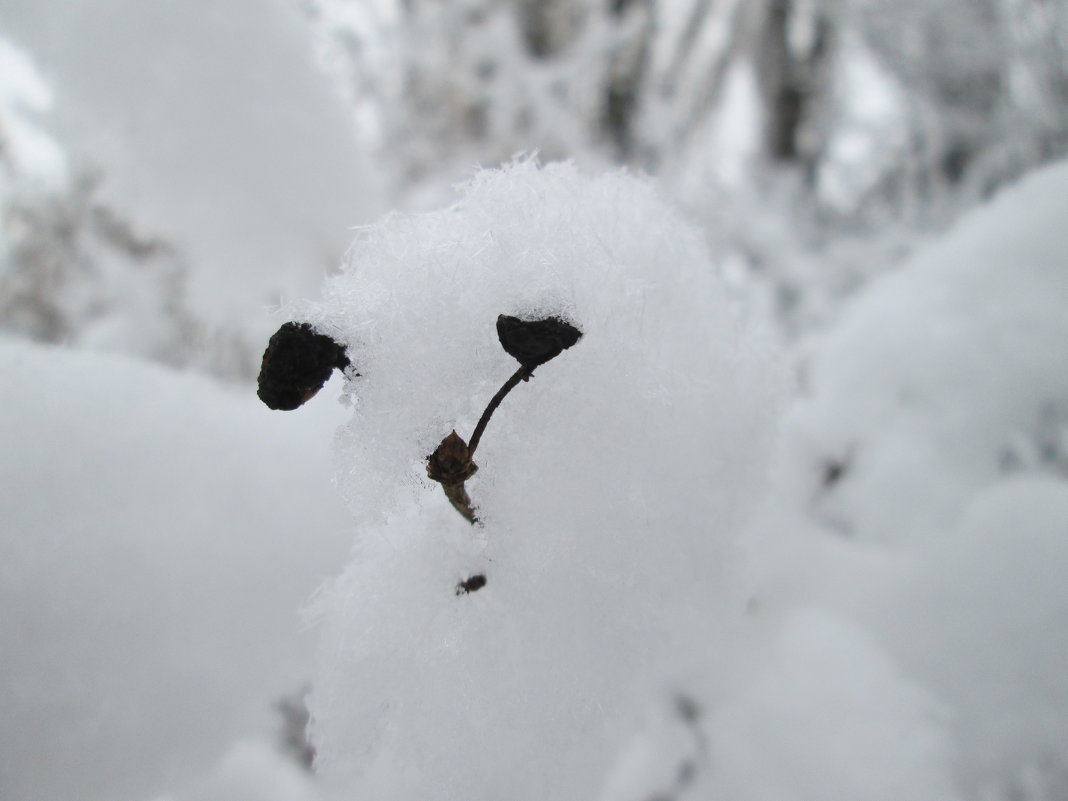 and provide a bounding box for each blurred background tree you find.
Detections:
[301,0,1068,330]
[3,0,1068,355]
